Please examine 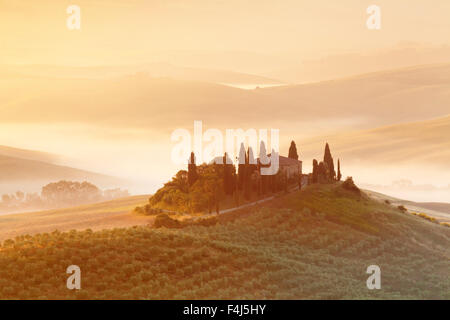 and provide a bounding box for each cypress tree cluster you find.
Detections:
[309,143,341,185]
[182,140,308,212]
